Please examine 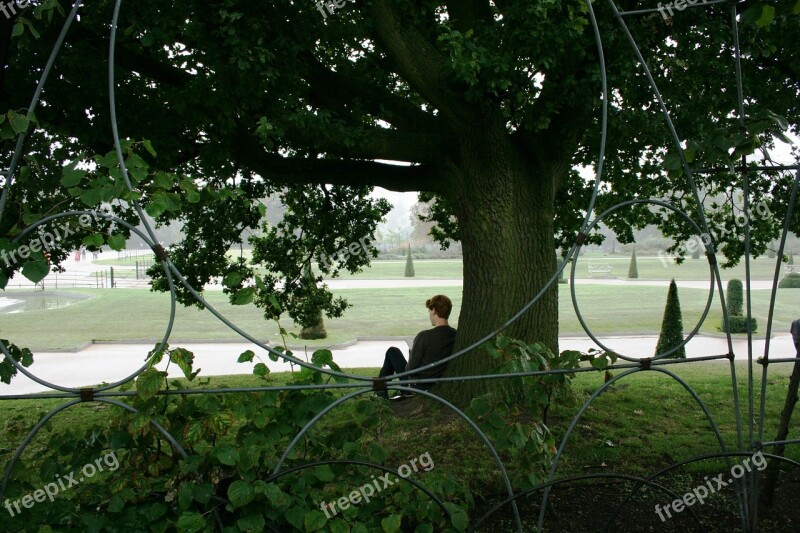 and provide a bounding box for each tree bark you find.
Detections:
[437,112,559,407]
[760,345,800,507]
